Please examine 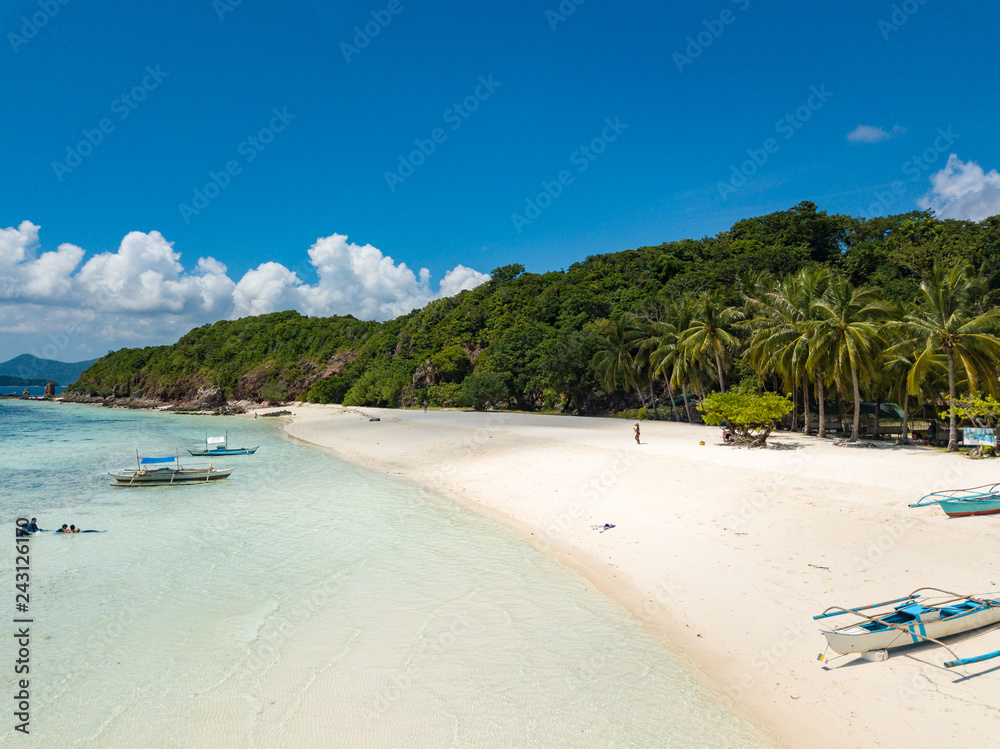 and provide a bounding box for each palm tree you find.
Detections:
[643,298,691,421]
[591,314,644,407]
[745,267,831,434]
[810,277,888,441]
[680,292,742,392]
[891,263,1000,451]
[644,316,682,421]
